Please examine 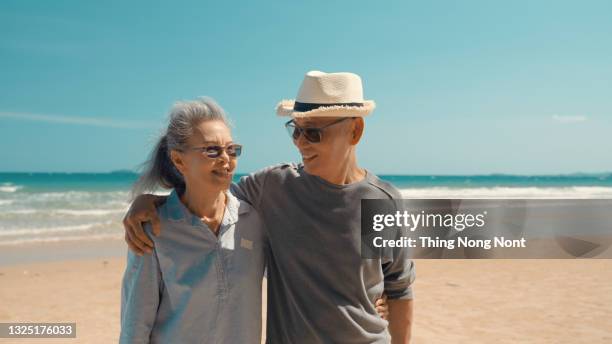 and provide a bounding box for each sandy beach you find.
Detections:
[1,239,611,343]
